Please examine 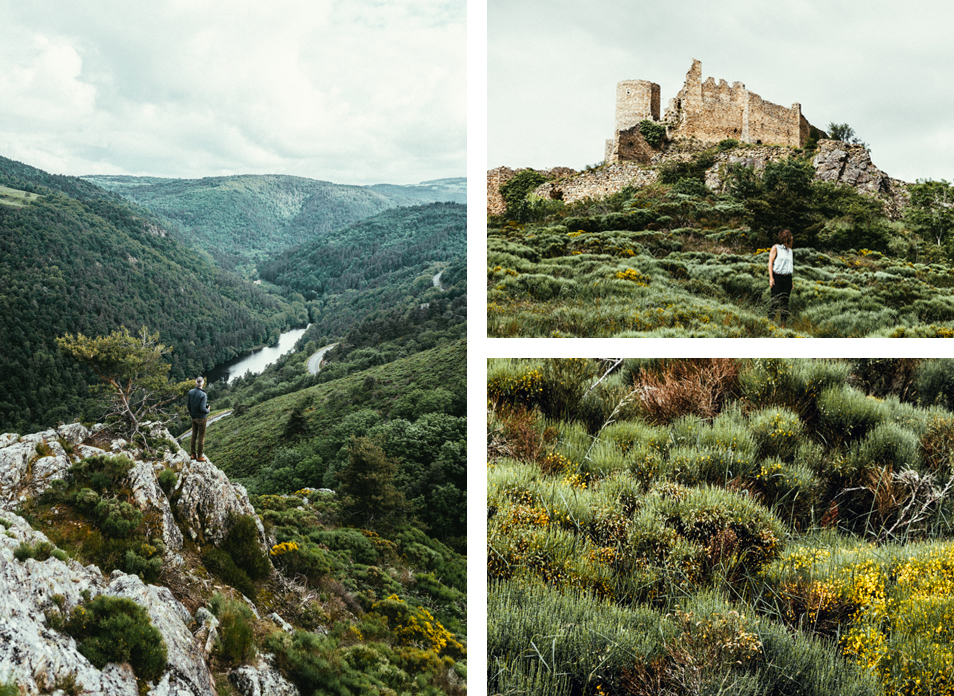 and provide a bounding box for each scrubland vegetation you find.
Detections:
[488,358,954,695]
[488,146,954,337]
